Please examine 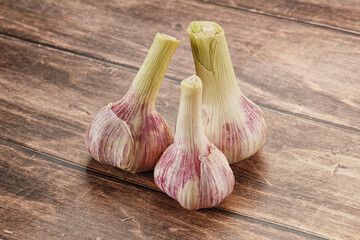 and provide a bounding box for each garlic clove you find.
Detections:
[85,33,179,172]
[154,75,235,210]
[187,21,268,164]
[85,104,135,171]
